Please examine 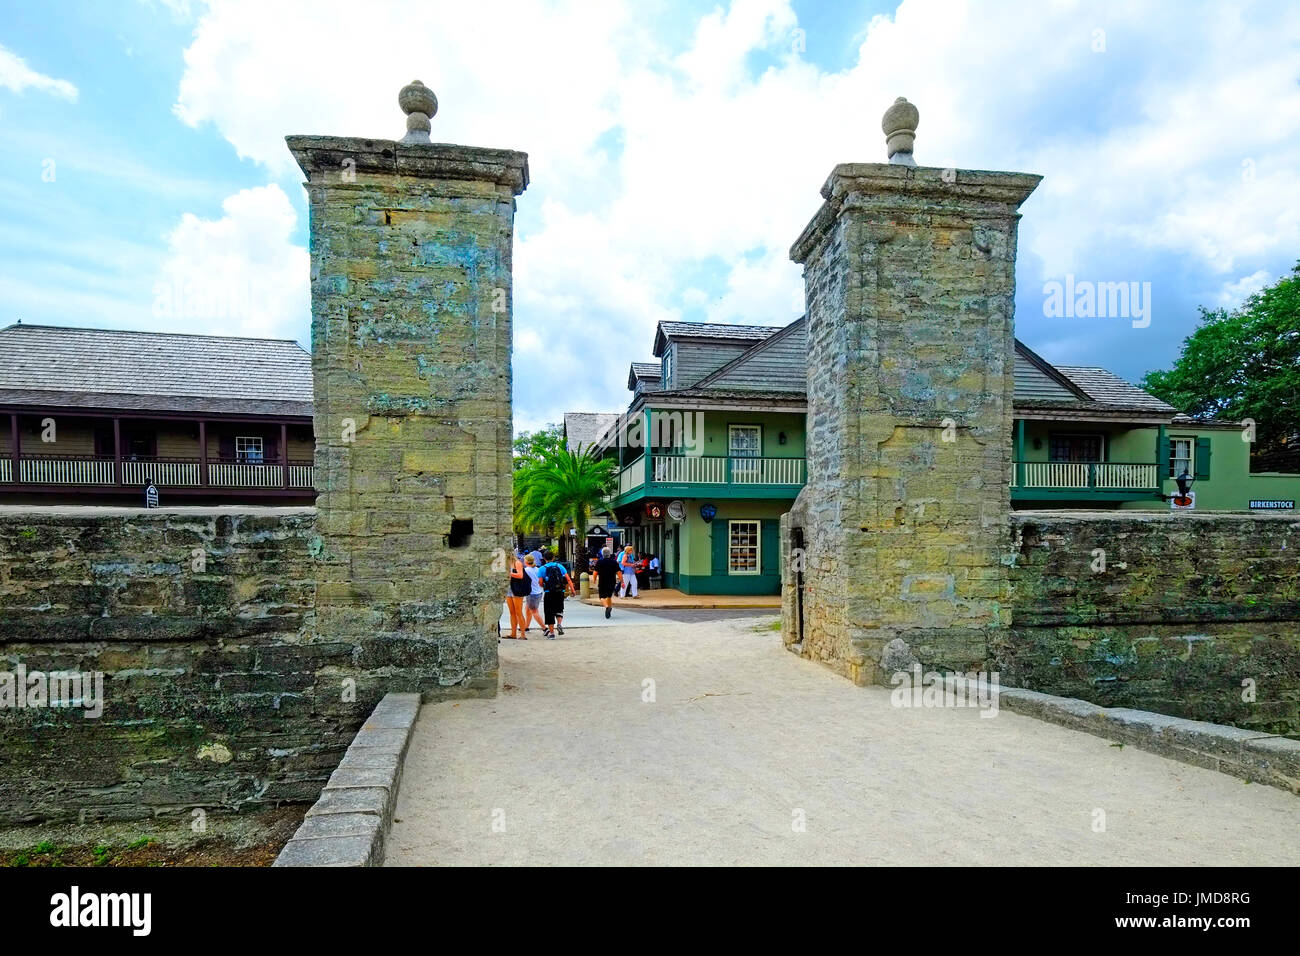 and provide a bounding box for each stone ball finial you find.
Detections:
[399,79,438,145]
[882,96,918,166]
